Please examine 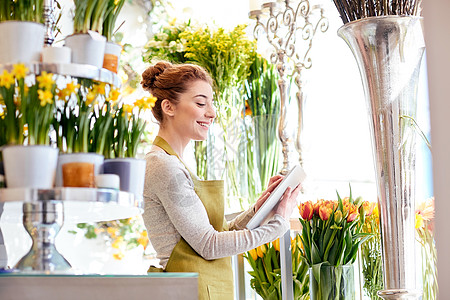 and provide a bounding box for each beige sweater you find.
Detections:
[142,150,290,268]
